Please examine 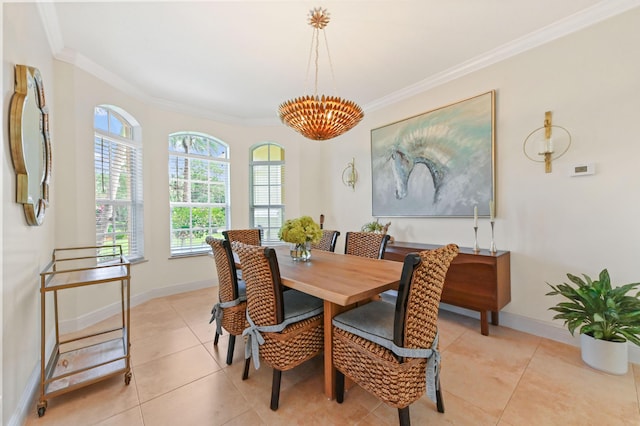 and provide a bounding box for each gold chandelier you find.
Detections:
[278,7,364,141]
